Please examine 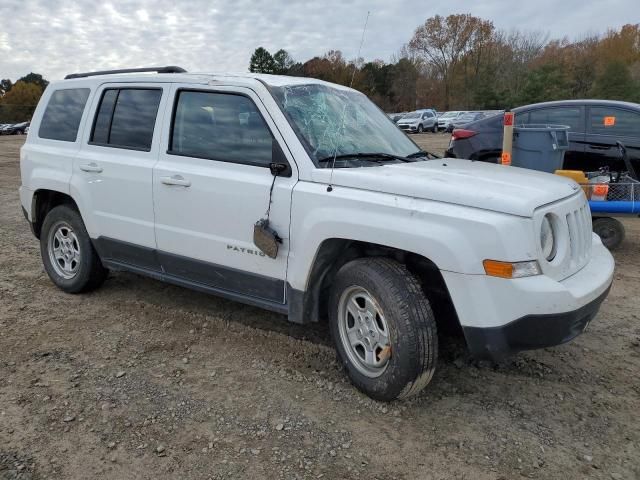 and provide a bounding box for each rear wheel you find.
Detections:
[40,205,107,293]
[329,258,438,401]
[593,217,625,250]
